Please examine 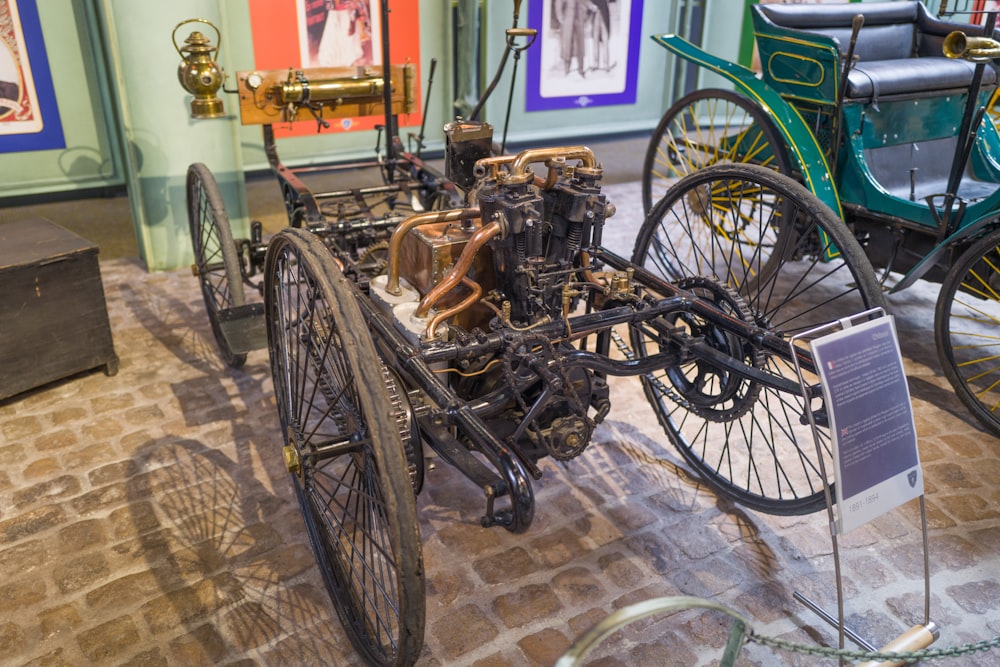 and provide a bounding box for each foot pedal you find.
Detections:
[218,303,267,353]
